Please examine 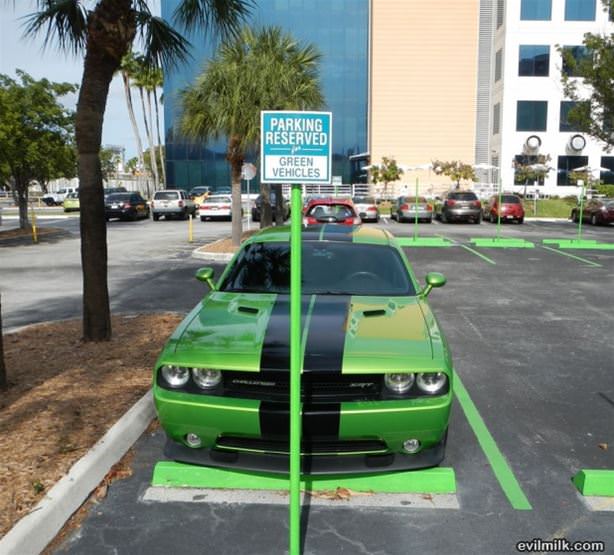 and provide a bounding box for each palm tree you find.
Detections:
[180,26,324,246]
[22,0,252,341]
[119,51,146,191]
[151,68,167,186]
